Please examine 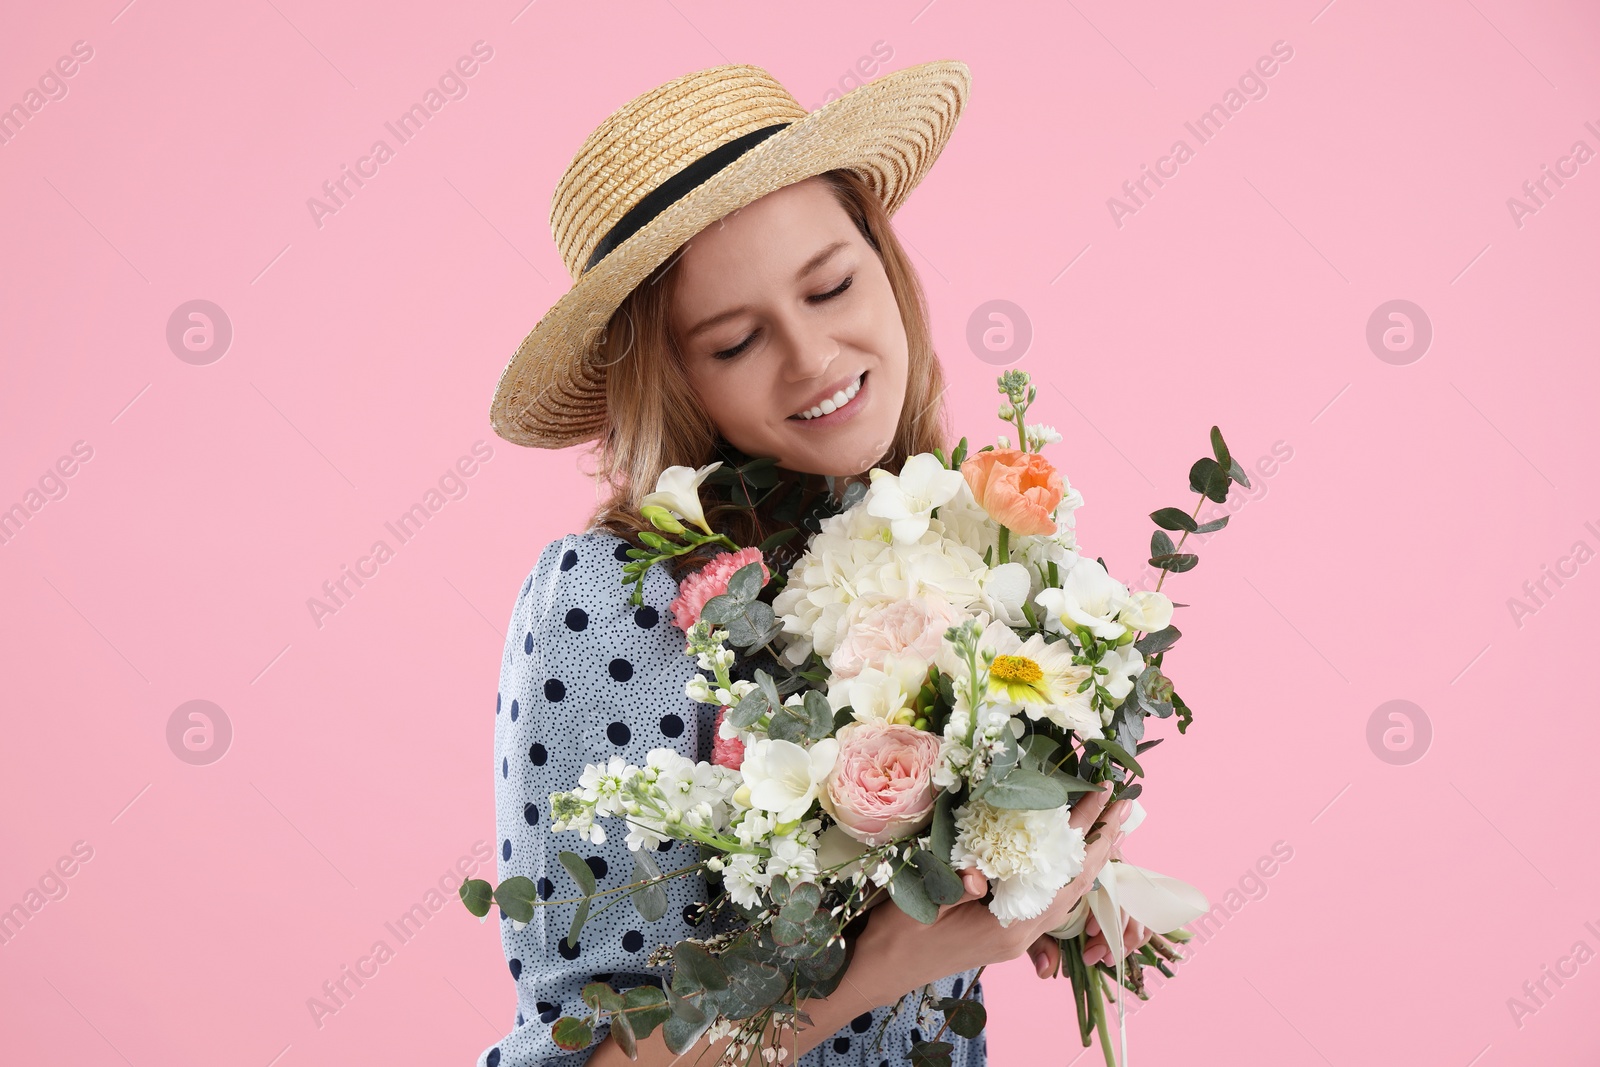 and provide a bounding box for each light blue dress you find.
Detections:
[477,528,985,1066]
